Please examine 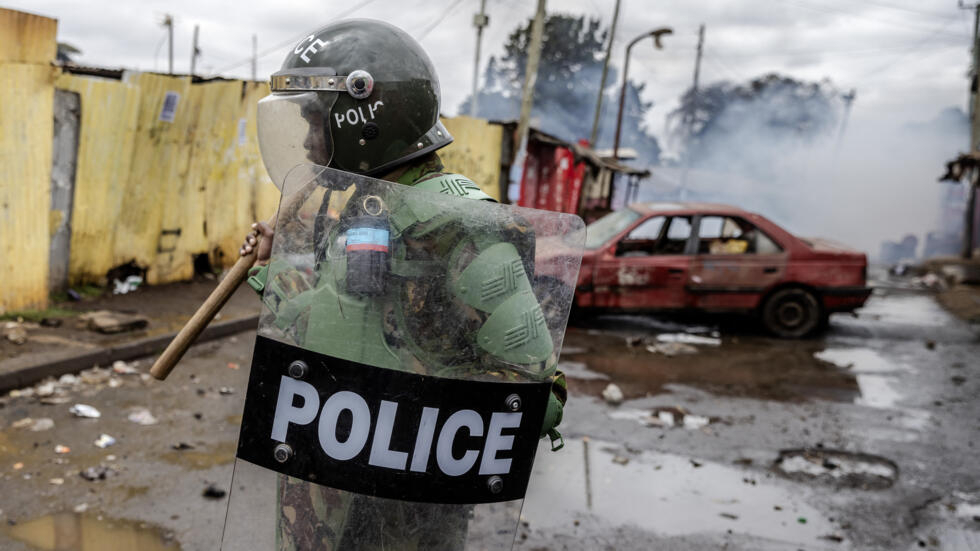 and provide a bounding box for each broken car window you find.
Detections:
[616,216,666,256]
[586,208,641,249]
[654,216,693,255]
